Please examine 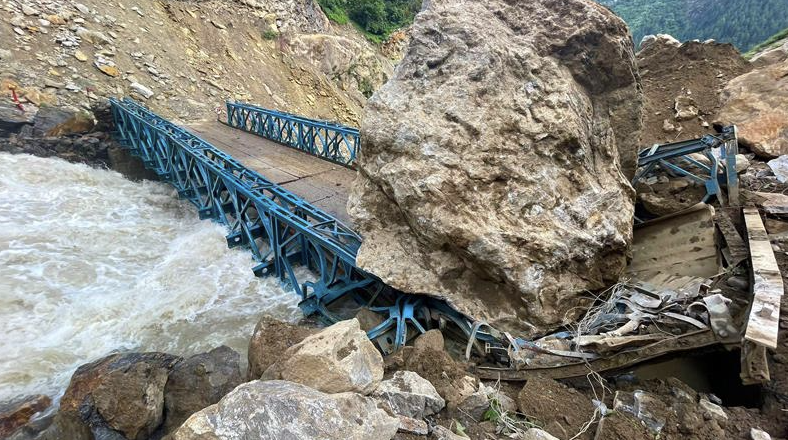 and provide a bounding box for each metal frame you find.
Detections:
[109,98,490,355]
[225,101,360,167]
[632,126,739,221]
